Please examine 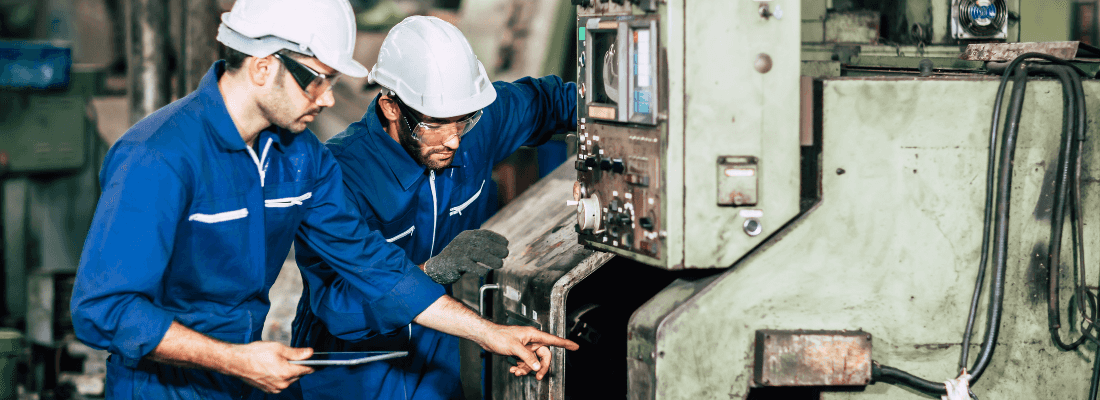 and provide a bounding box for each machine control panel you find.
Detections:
[575,13,665,264]
[573,0,801,269]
